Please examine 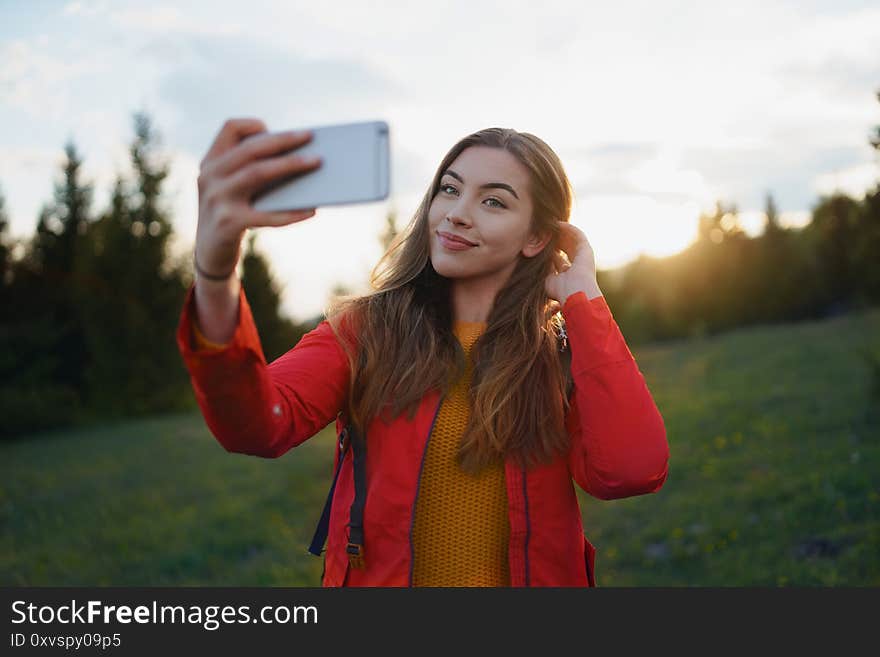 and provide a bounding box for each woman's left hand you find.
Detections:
[544,221,602,306]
